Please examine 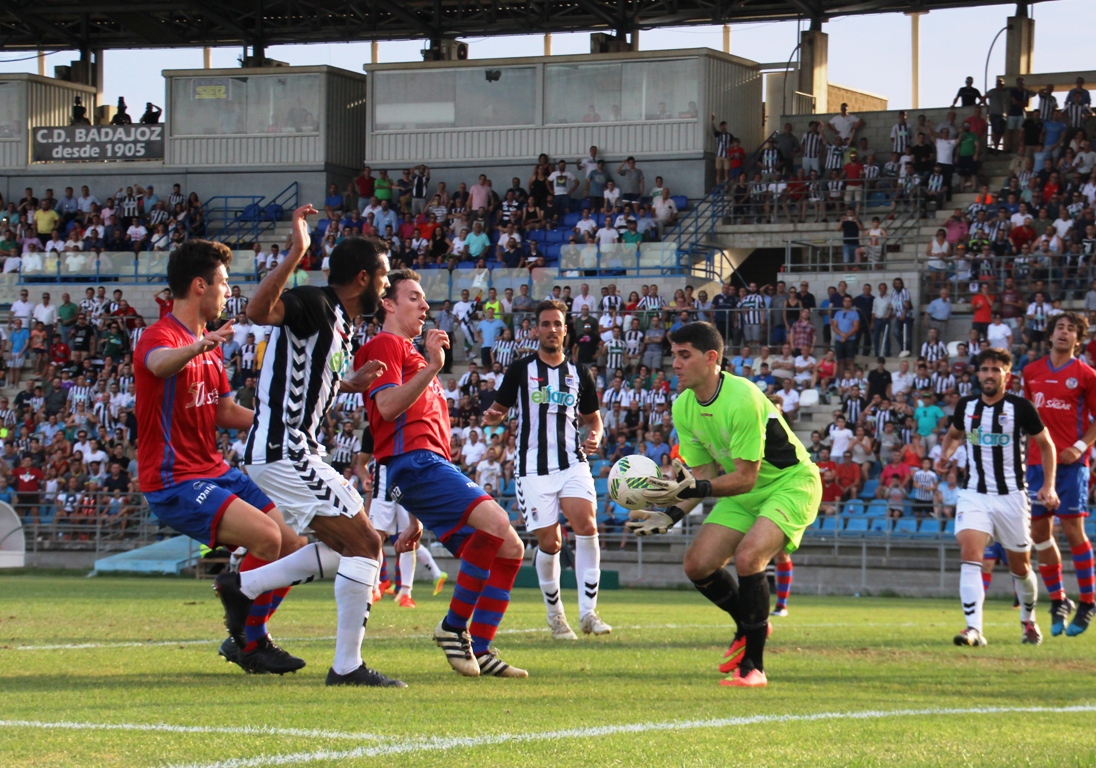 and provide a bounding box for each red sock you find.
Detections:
[445,531,504,631]
[981,570,992,592]
[239,554,273,652]
[1038,563,1066,602]
[470,557,523,655]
